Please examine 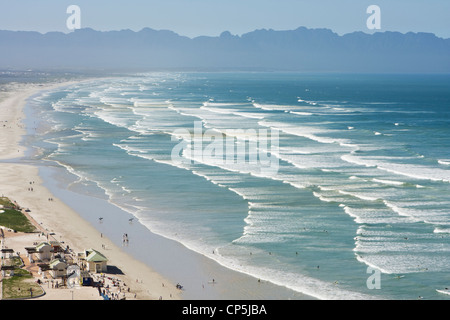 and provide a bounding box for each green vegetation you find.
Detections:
[0,197,16,208]
[2,268,44,299]
[0,197,36,233]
